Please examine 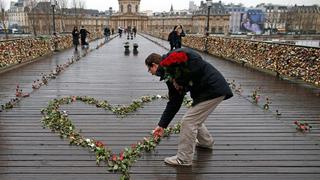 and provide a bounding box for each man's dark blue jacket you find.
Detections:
[156,48,233,128]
